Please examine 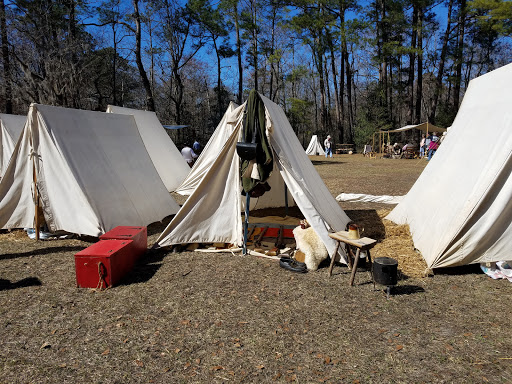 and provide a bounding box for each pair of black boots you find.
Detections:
[279,257,307,273]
